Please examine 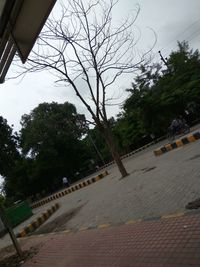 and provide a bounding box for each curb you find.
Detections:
[154,131,200,156]
[21,209,200,238]
[16,203,60,238]
[31,170,109,209]
[73,209,200,232]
